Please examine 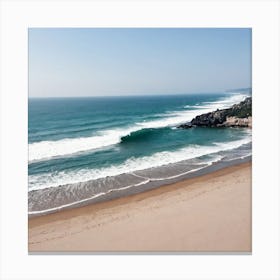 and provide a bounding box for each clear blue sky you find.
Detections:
[29,28,251,97]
